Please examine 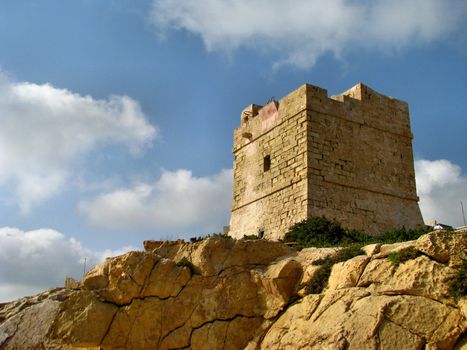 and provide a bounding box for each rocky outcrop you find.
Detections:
[0,229,465,349]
